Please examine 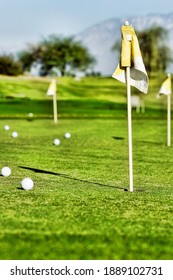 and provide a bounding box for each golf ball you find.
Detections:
[4,125,10,131]
[28,113,33,118]
[1,166,11,177]
[27,112,34,122]
[64,132,71,139]
[12,131,18,138]
[21,177,34,190]
[53,138,60,145]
